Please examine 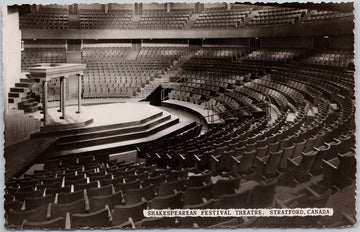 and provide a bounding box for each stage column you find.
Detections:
[58,76,63,113]
[42,80,48,125]
[76,73,82,114]
[60,76,67,119]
